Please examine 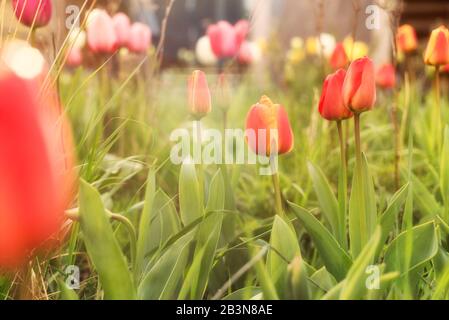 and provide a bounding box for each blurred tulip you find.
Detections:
[376,64,396,89]
[67,28,86,50]
[330,43,348,70]
[306,34,336,58]
[12,0,52,28]
[0,42,75,267]
[113,13,132,48]
[343,57,376,113]
[424,25,449,66]
[441,64,449,73]
[396,24,418,53]
[188,70,212,118]
[66,47,83,68]
[195,35,218,66]
[319,69,353,121]
[238,41,261,65]
[234,19,250,48]
[127,23,152,54]
[245,95,294,156]
[343,36,369,60]
[87,9,117,54]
